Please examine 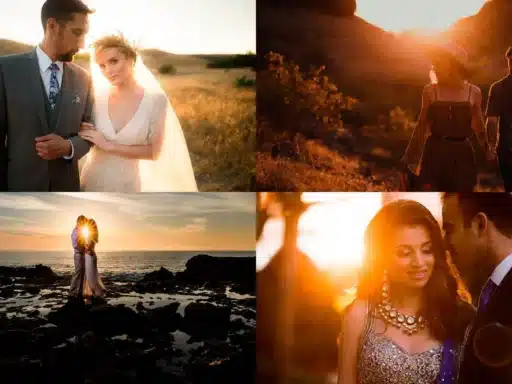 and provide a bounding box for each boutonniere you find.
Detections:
[72,95,81,104]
